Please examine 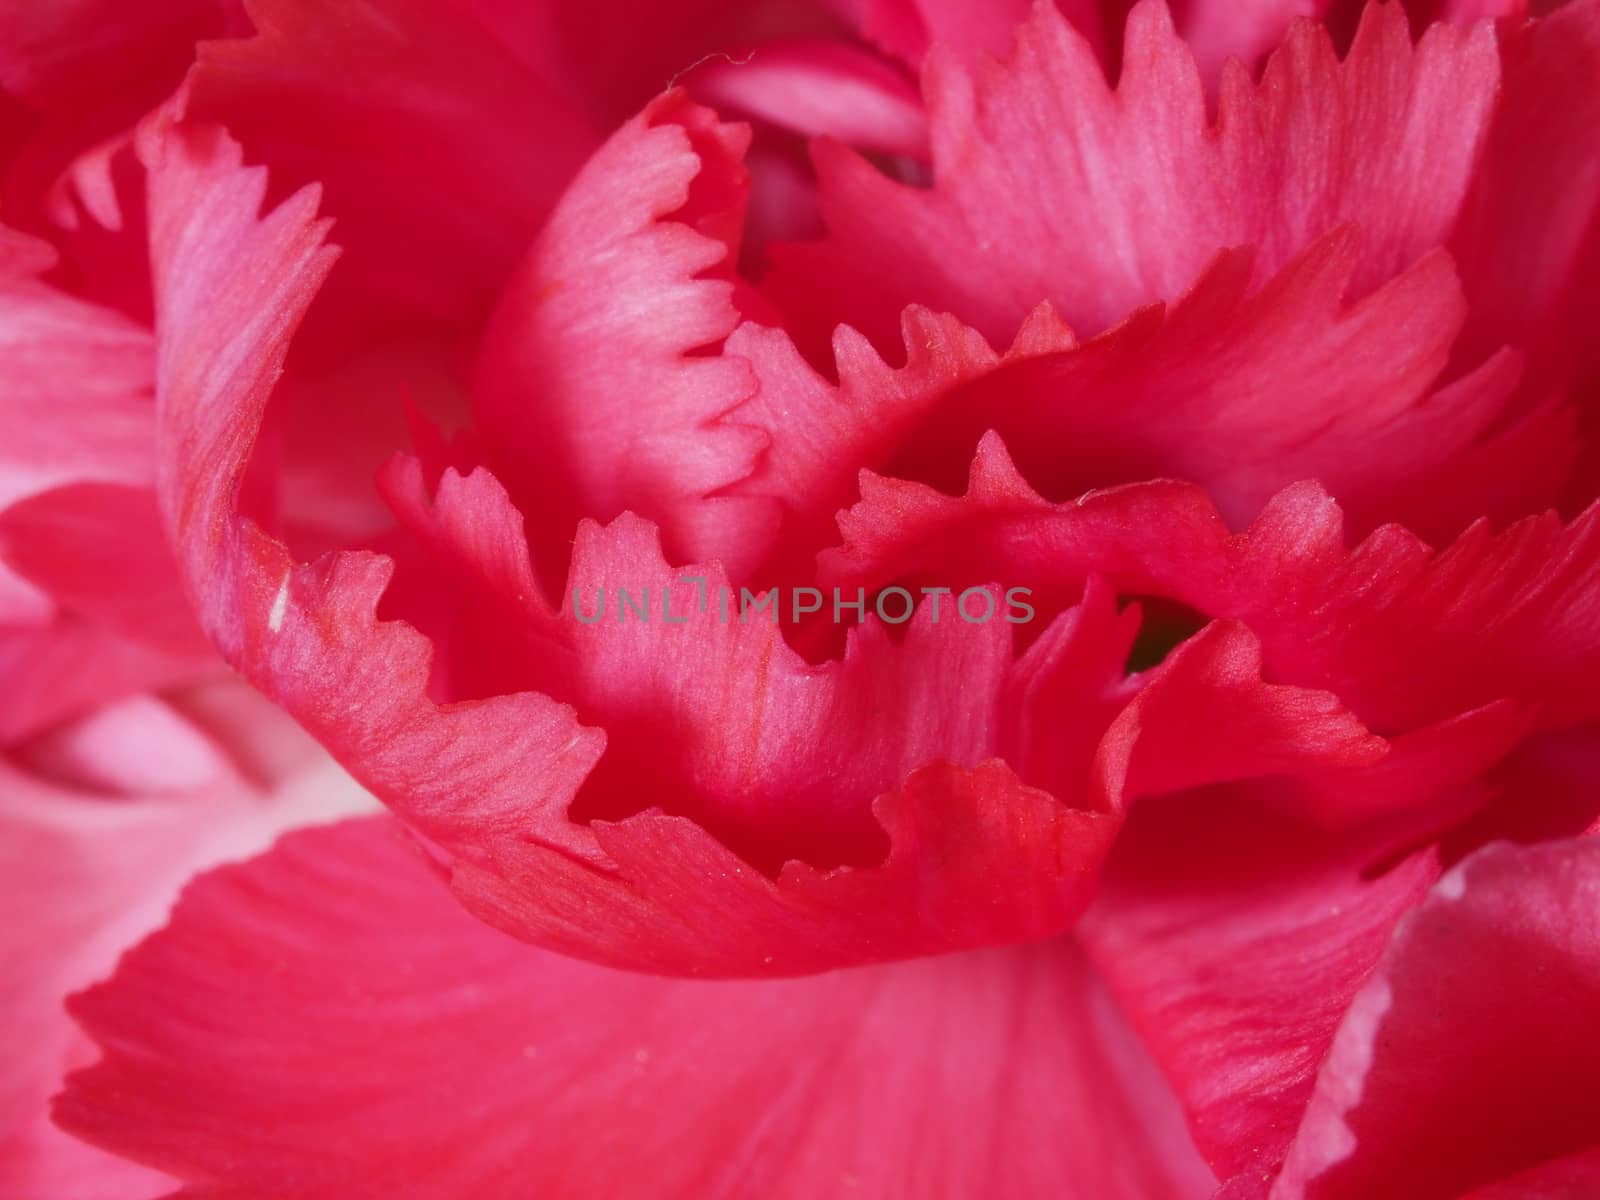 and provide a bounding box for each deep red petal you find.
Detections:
[57,817,1216,1199]
[1455,1150,1600,1200]
[1452,0,1600,394]
[186,0,596,324]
